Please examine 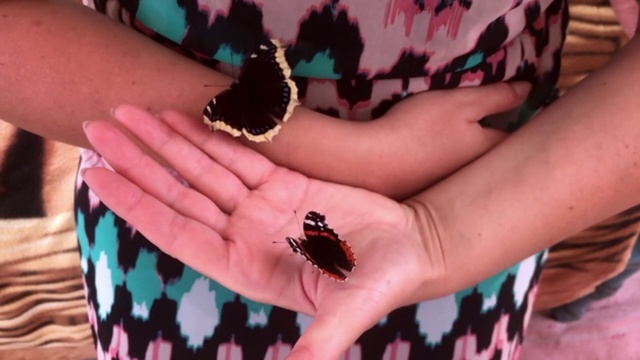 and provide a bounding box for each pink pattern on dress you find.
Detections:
[217,336,242,359]
[342,343,363,359]
[384,0,423,37]
[426,0,468,40]
[144,336,173,360]
[264,339,292,359]
[197,0,235,27]
[384,0,469,40]
[486,48,507,76]
[448,286,541,360]
[78,148,113,210]
[460,69,485,87]
[383,336,411,360]
[86,296,99,335]
[108,324,132,360]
